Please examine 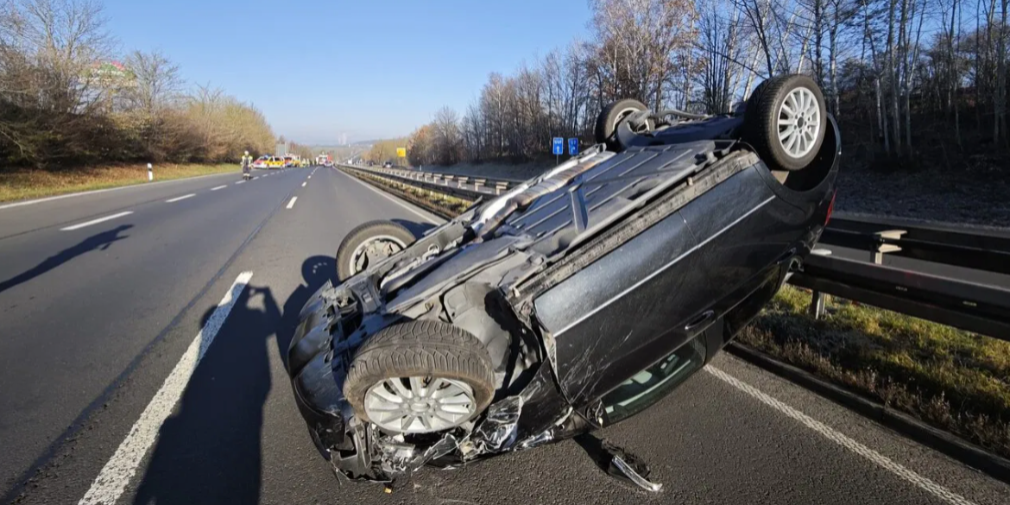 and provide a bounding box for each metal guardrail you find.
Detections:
[338,164,1010,341]
[803,216,1010,341]
[338,164,515,198]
